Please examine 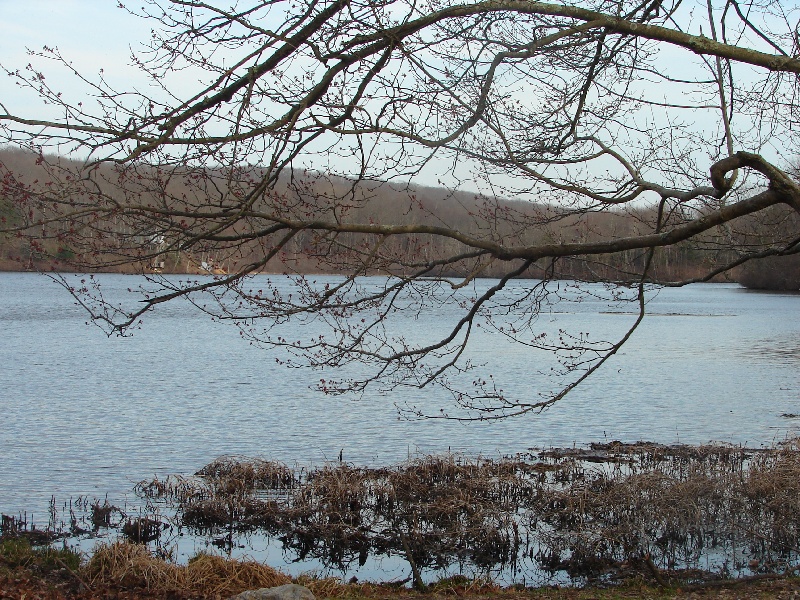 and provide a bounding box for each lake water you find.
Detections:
[1,272,799,578]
